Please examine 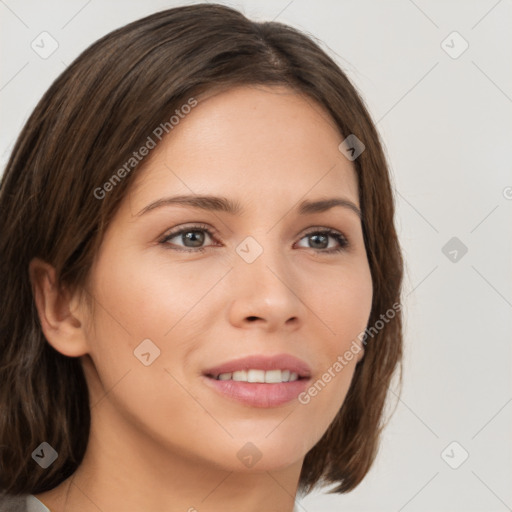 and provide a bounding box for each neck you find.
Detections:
[34,400,303,512]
